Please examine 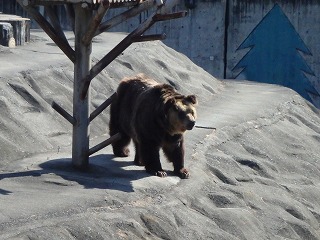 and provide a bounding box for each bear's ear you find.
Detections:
[186,95,197,104]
